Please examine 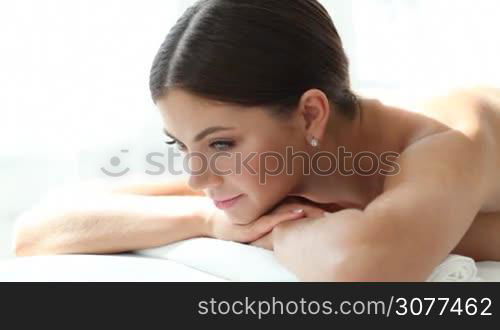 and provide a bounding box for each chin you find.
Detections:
[229,216,255,225]
[226,209,259,225]
[232,218,255,225]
